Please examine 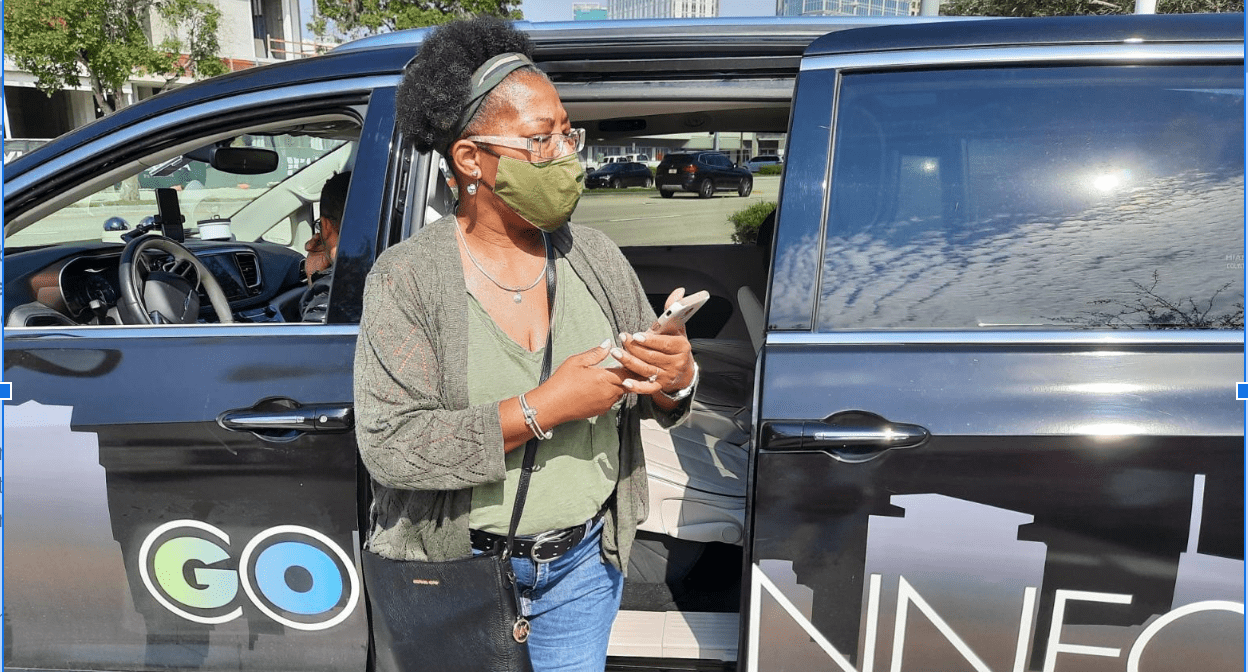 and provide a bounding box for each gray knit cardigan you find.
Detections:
[353,214,691,573]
